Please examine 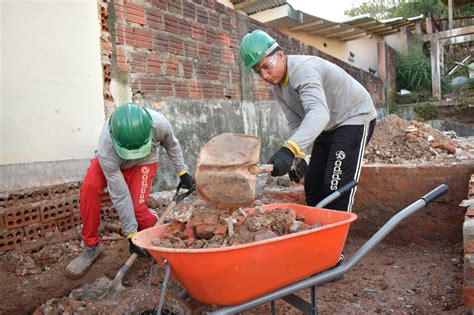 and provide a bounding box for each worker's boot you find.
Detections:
[65,243,104,278]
